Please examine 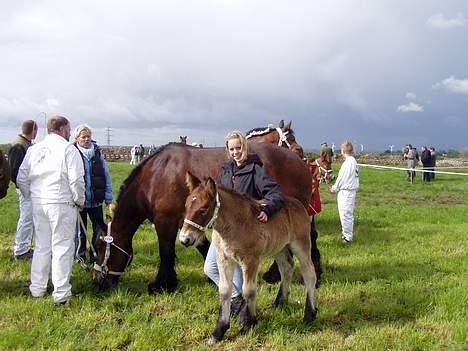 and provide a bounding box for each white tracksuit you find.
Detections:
[17,133,85,303]
[331,155,359,242]
[14,188,34,256]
